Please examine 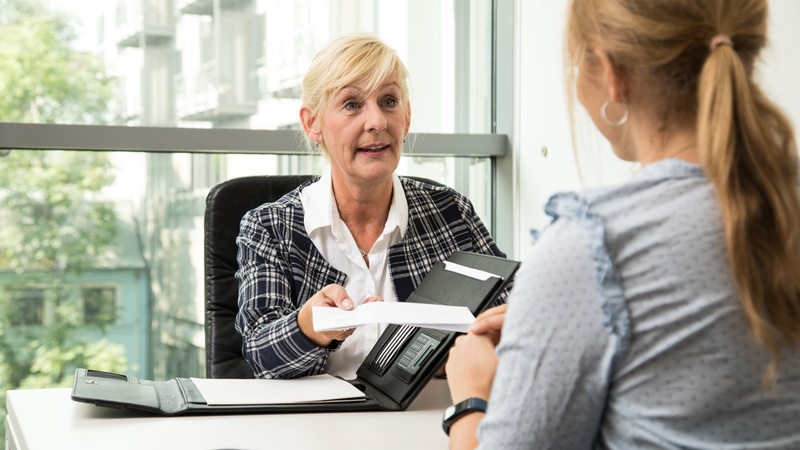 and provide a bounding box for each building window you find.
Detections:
[7,288,45,326]
[82,286,118,326]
